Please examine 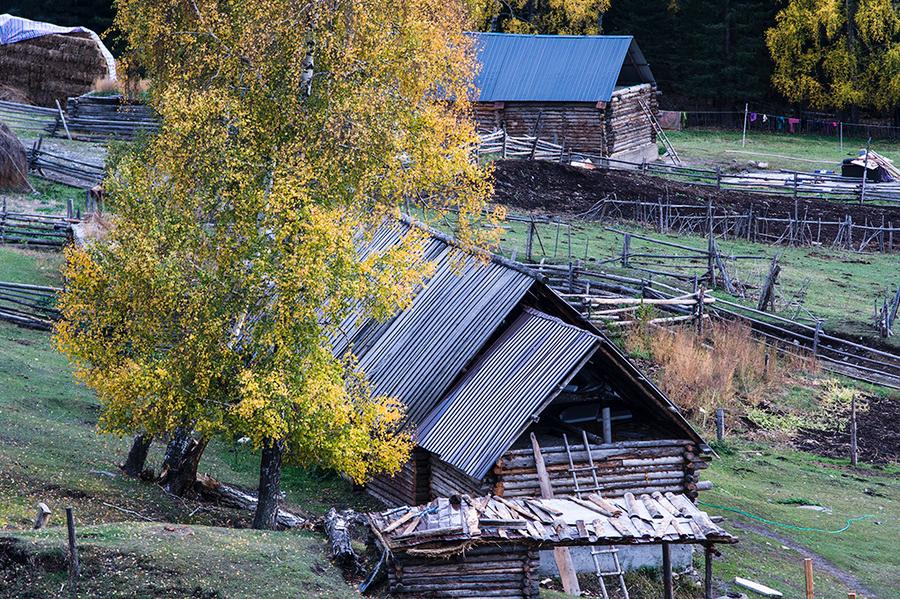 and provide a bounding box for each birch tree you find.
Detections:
[55,0,499,528]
